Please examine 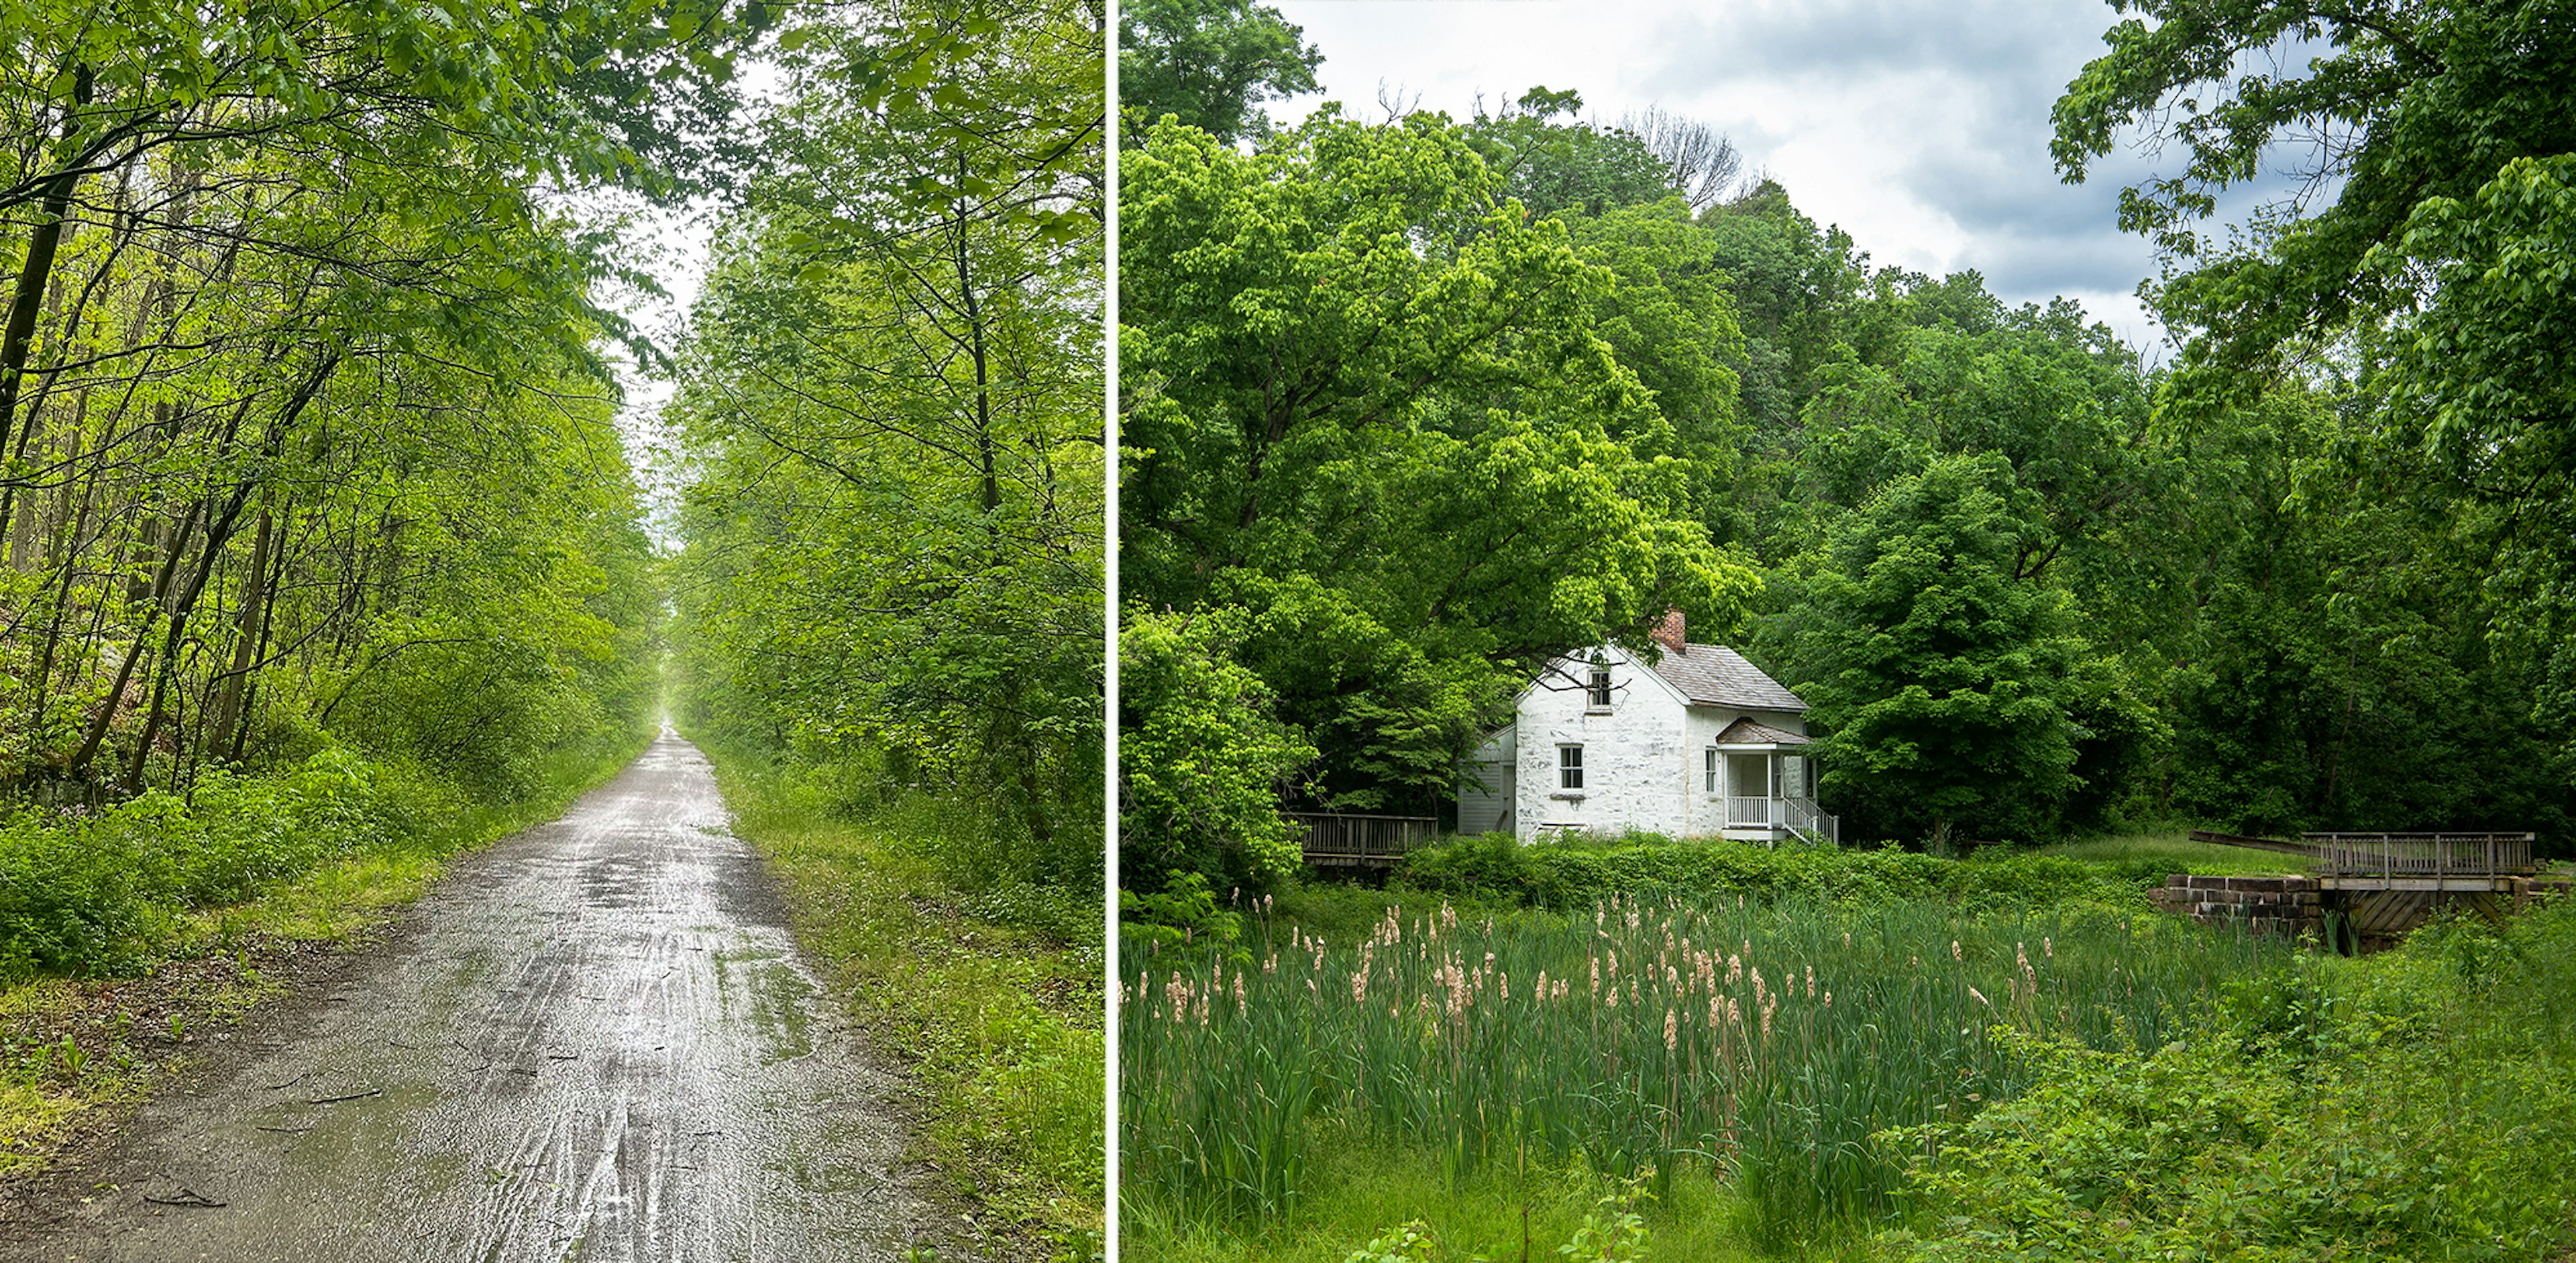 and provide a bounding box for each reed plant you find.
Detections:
[1122,891,2290,1245]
